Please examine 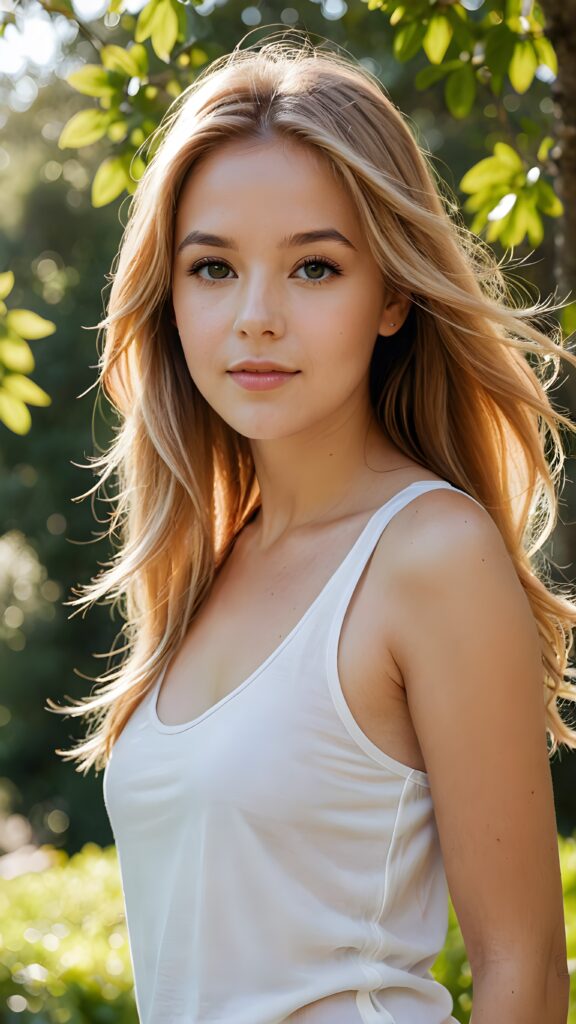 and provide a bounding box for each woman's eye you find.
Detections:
[295,258,342,284]
[185,257,342,286]
[186,260,231,282]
